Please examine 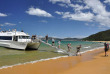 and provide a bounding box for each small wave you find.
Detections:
[0,56,68,70]
[80,46,103,54]
[0,46,104,70]
[83,46,91,48]
[56,49,67,53]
